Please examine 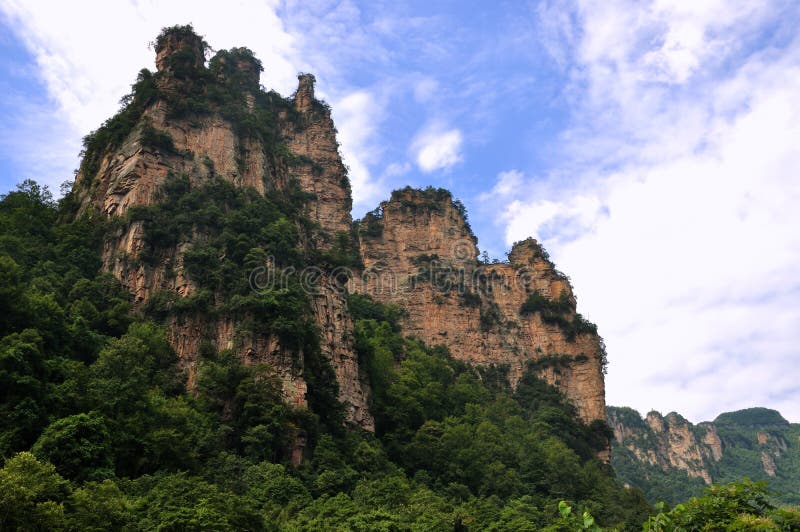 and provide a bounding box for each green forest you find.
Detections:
[0,179,643,530]
[2,180,799,530]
